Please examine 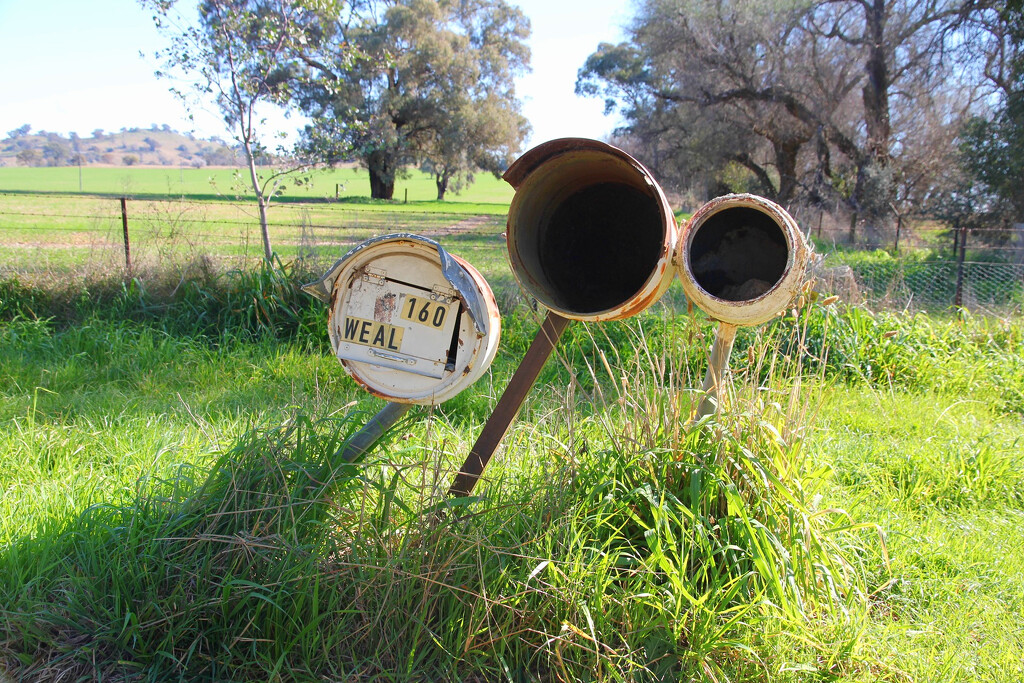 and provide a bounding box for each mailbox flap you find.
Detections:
[333,277,461,380]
